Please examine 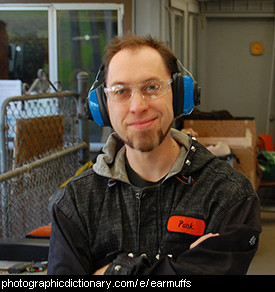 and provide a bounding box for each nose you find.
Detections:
[129,90,149,114]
